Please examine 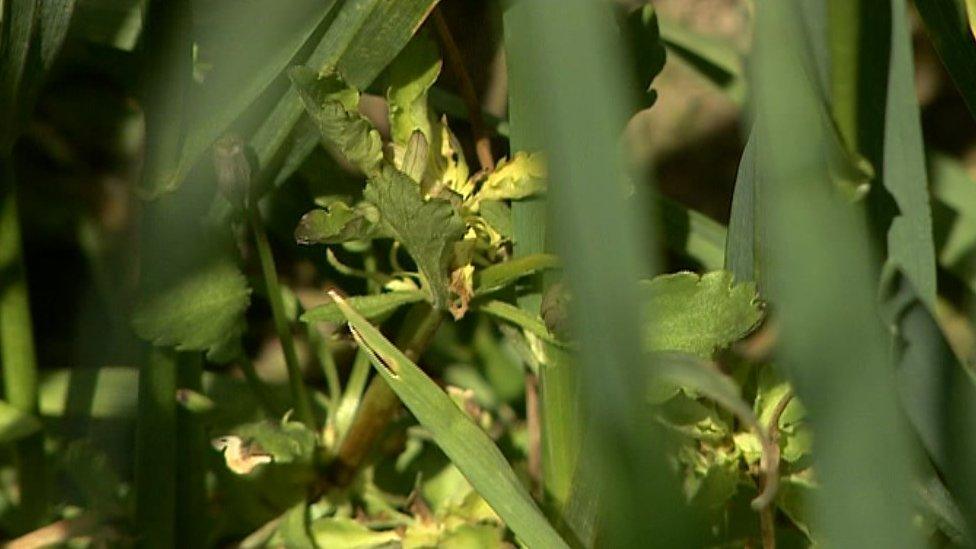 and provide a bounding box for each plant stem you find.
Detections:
[332,303,443,484]
[176,354,207,546]
[248,205,315,428]
[502,0,579,513]
[431,6,494,172]
[0,156,47,529]
[134,347,178,548]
